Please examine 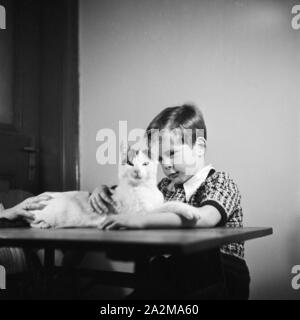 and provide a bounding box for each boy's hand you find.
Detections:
[0,194,53,221]
[98,214,145,230]
[89,185,117,214]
